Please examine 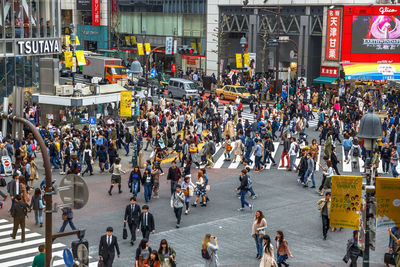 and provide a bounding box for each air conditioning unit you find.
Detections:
[56,85,74,96]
